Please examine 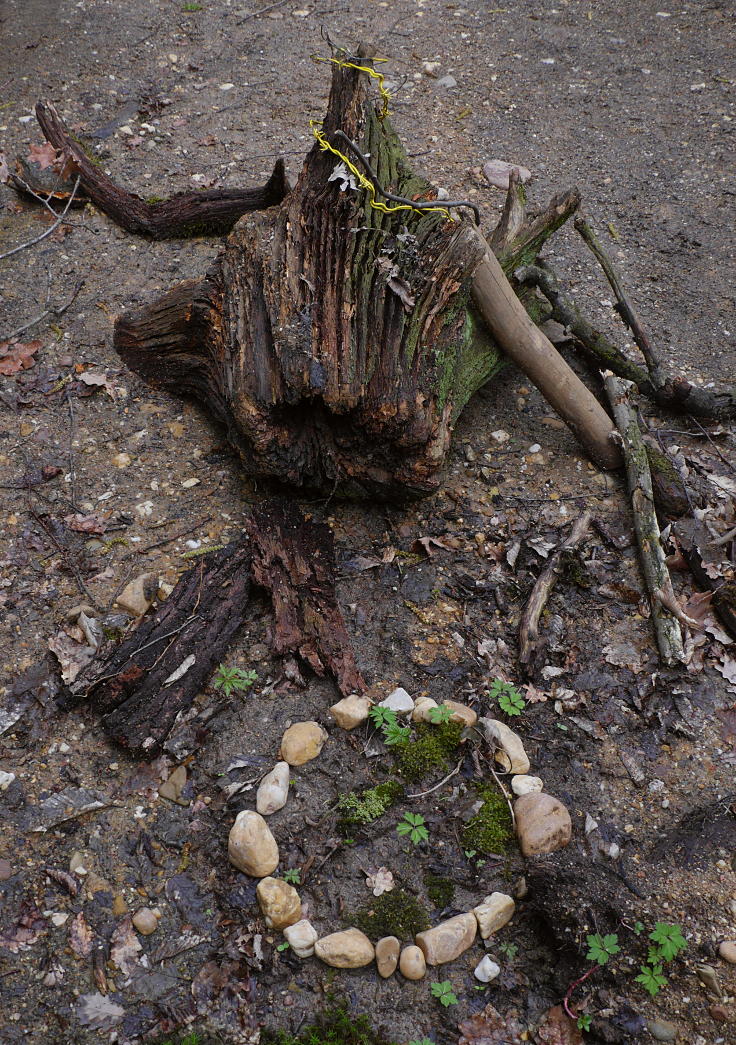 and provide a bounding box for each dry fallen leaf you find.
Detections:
[69,911,94,959]
[412,535,450,558]
[77,993,125,1031]
[458,1002,525,1045]
[64,512,108,534]
[365,866,395,896]
[110,916,142,976]
[27,142,60,170]
[533,1005,583,1045]
[0,339,42,376]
